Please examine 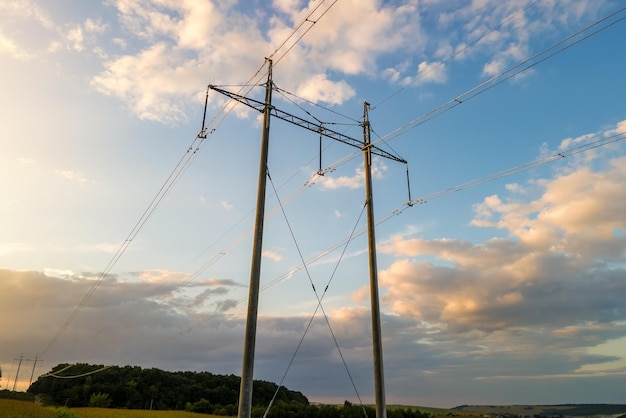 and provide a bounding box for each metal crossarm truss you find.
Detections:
[209,85,407,164]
